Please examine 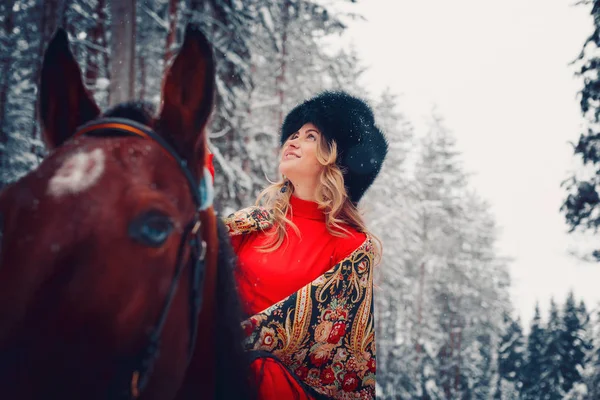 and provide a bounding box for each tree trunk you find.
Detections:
[61,0,78,59]
[164,0,178,65]
[39,0,60,54]
[415,261,425,356]
[85,0,107,89]
[455,327,462,394]
[277,0,290,128]
[138,55,146,101]
[31,0,61,139]
[0,1,15,144]
[109,0,136,106]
